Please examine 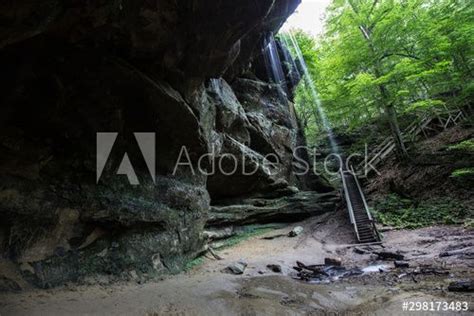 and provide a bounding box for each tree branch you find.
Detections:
[368,7,392,31]
[368,0,379,17]
[380,52,420,60]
